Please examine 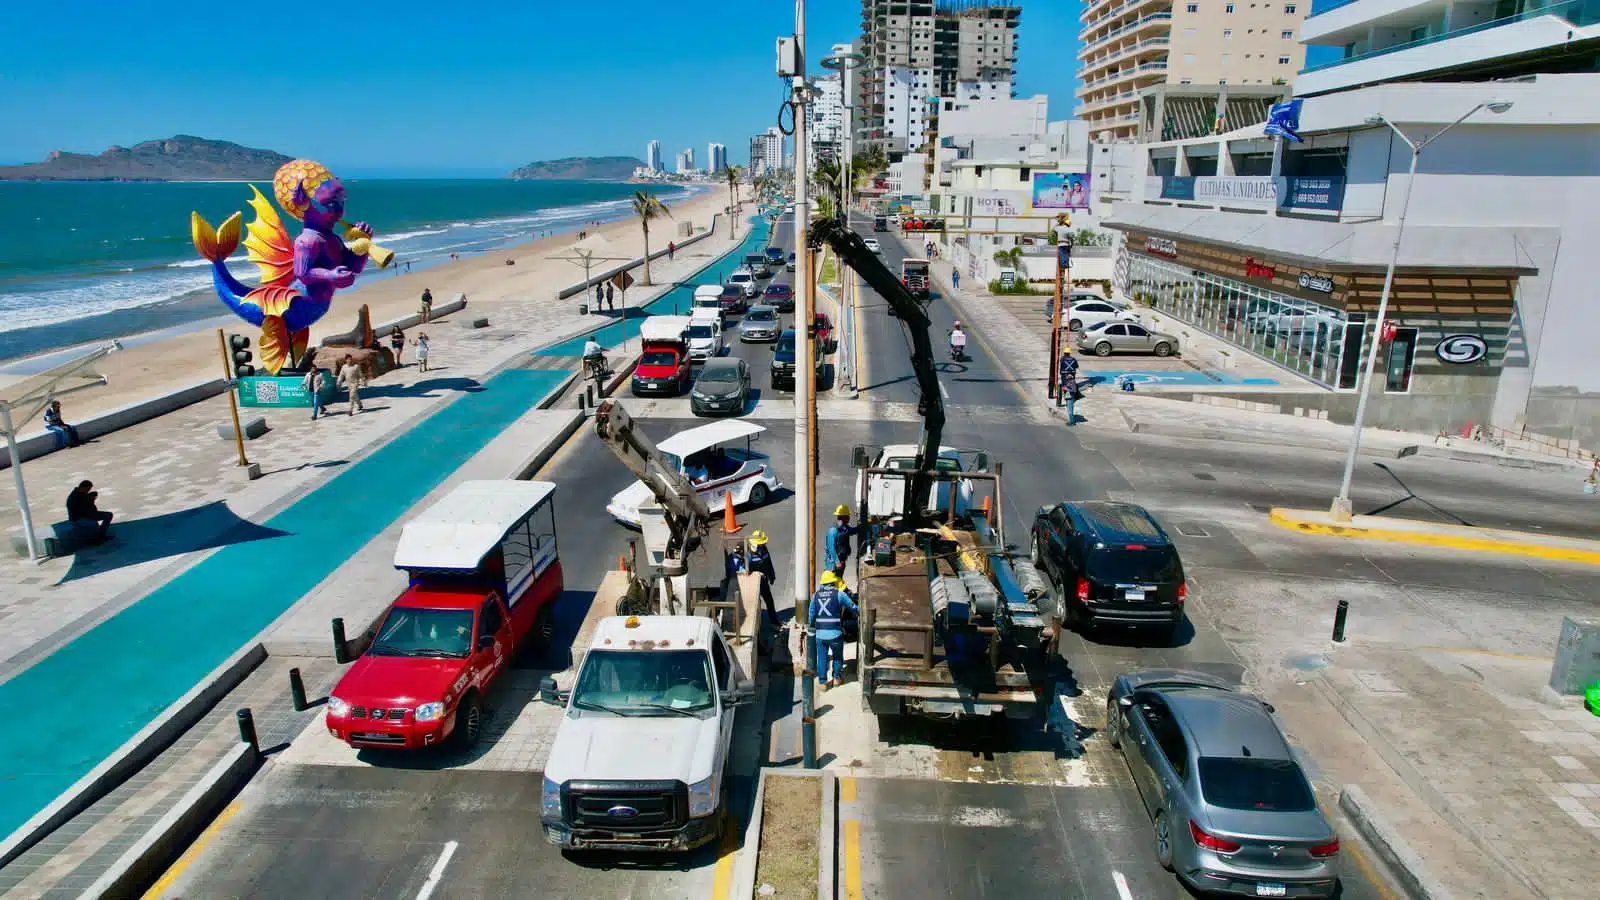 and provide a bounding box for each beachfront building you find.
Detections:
[857,0,1021,158]
[750,127,785,174]
[1101,75,1600,450]
[811,73,846,161]
[707,143,727,175]
[1295,0,1600,96]
[646,140,663,174]
[675,150,693,175]
[1075,0,1310,144]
